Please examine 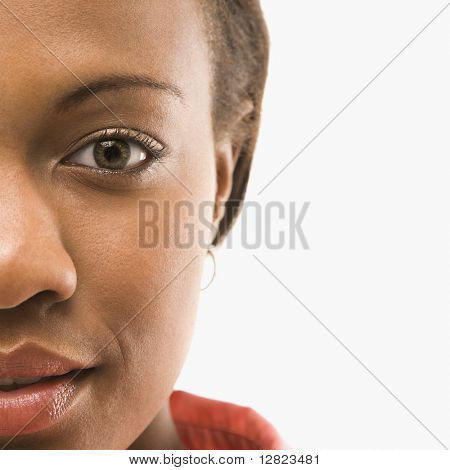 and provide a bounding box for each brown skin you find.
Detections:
[0,0,243,449]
